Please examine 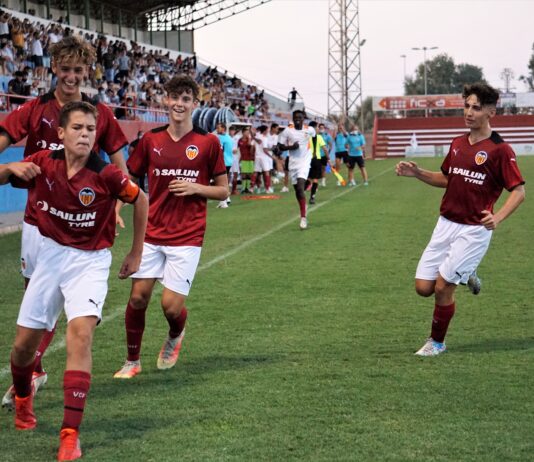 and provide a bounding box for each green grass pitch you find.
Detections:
[0,157,532,461]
